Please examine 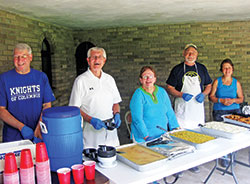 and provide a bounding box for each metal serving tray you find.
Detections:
[116,143,169,172]
[200,121,249,139]
[169,129,217,150]
[222,114,250,129]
